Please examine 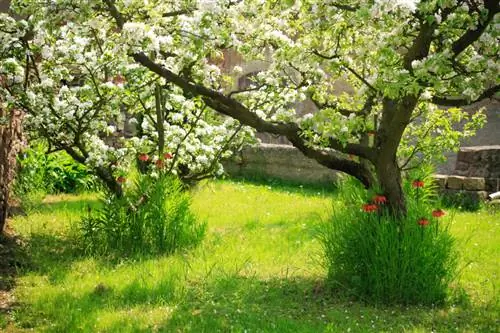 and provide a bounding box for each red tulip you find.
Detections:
[155,159,165,169]
[432,209,446,218]
[138,153,149,161]
[372,195,387,204]
[164,152,173,159]
[417,218,429,227]
[412,180,424,188]
[362,203,378,213]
